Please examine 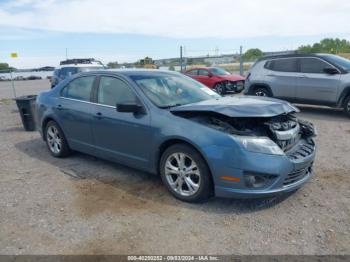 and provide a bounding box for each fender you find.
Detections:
[337,86,350,107]
[154,135,214,176]
[40,111,64,141]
